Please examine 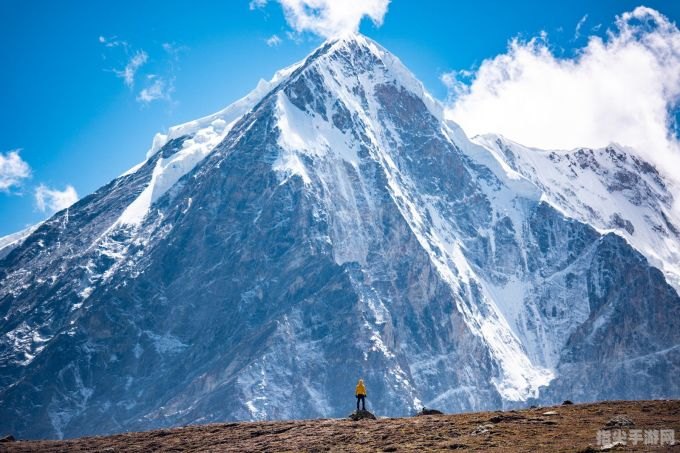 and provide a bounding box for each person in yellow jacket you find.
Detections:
[355,379,367,412]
